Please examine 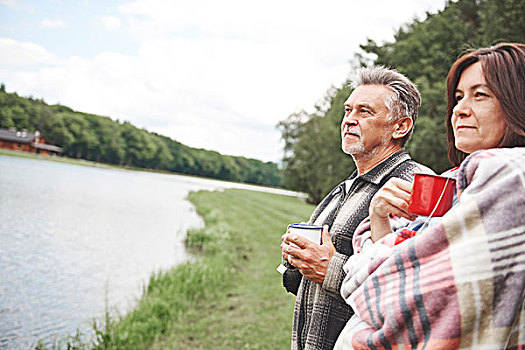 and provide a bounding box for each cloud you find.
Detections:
[2,35,345,161]
[2,0,448,161]
[41,19,66,28]
[0,38,58,66]
[100,16,121,31]
[0,0,15,7]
